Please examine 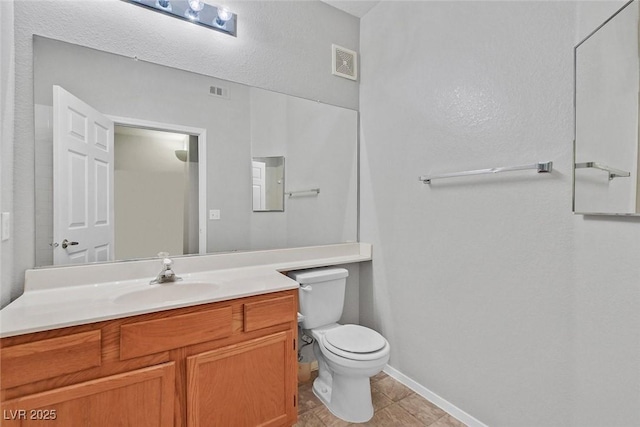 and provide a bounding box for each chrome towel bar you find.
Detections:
[286,188,320,197]
[419,161,553,184]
